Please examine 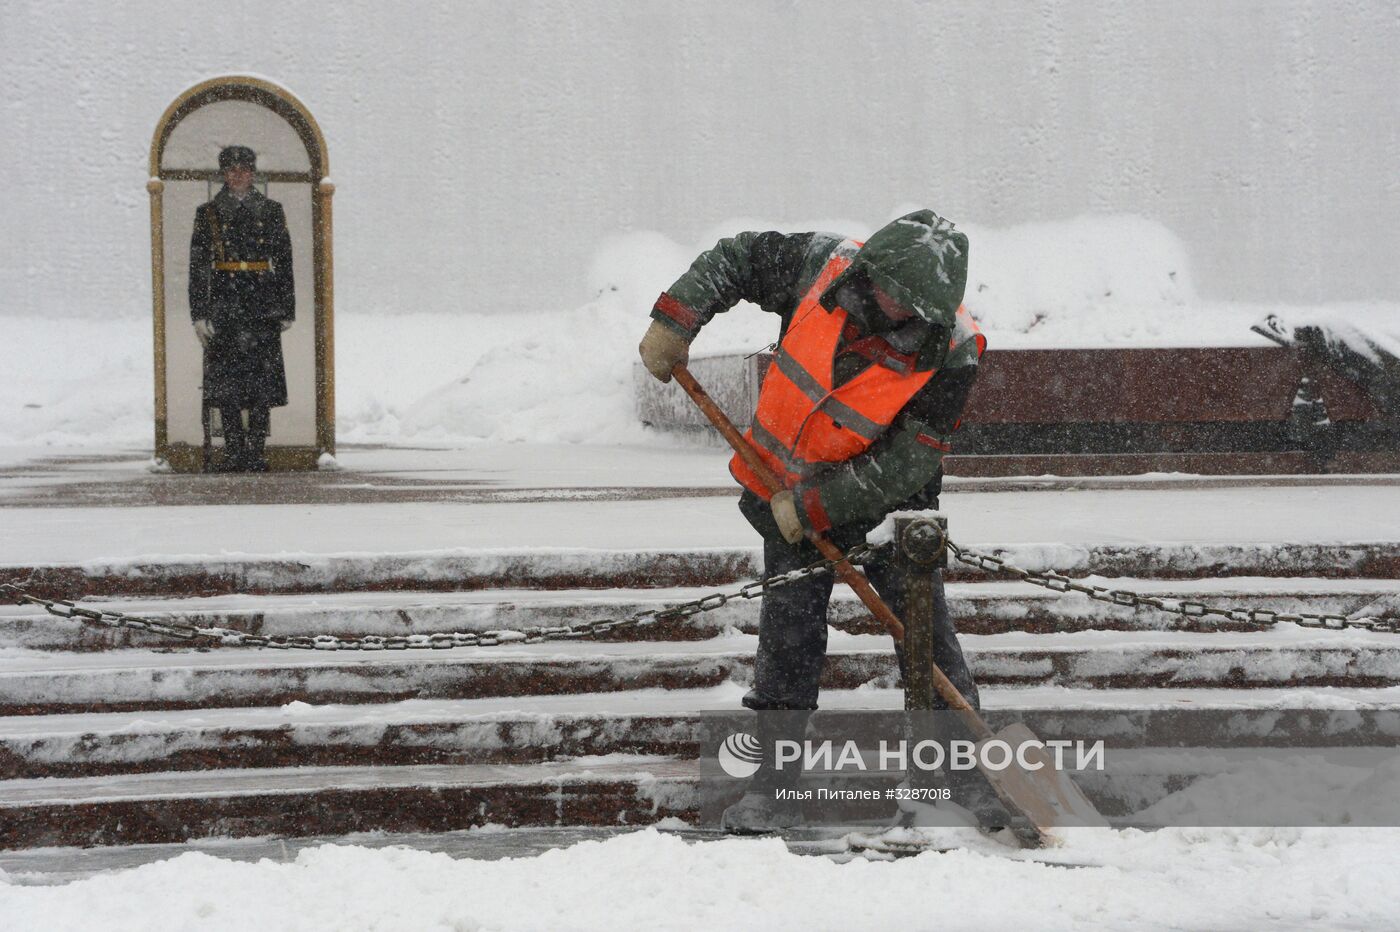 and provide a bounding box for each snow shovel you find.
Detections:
[671,362,1106,845]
